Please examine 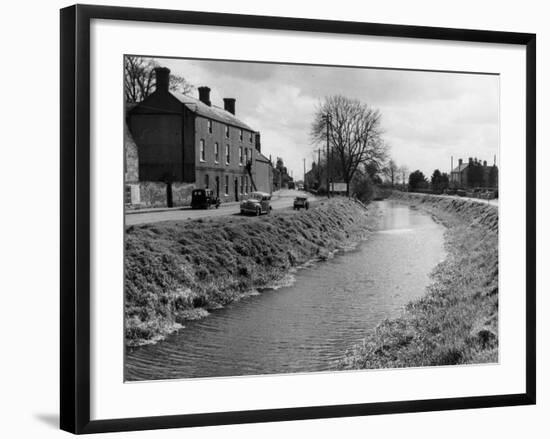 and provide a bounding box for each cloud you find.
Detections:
[147,56,499,180]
